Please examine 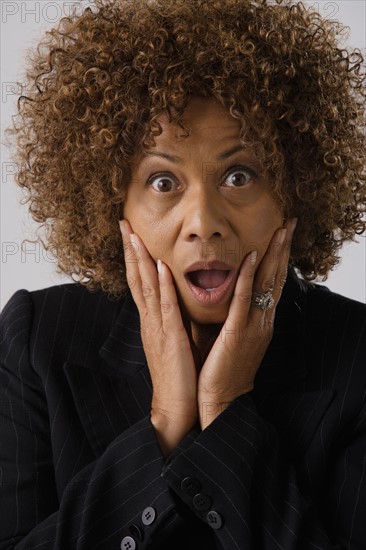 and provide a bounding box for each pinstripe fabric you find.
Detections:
[0,267,365,549]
